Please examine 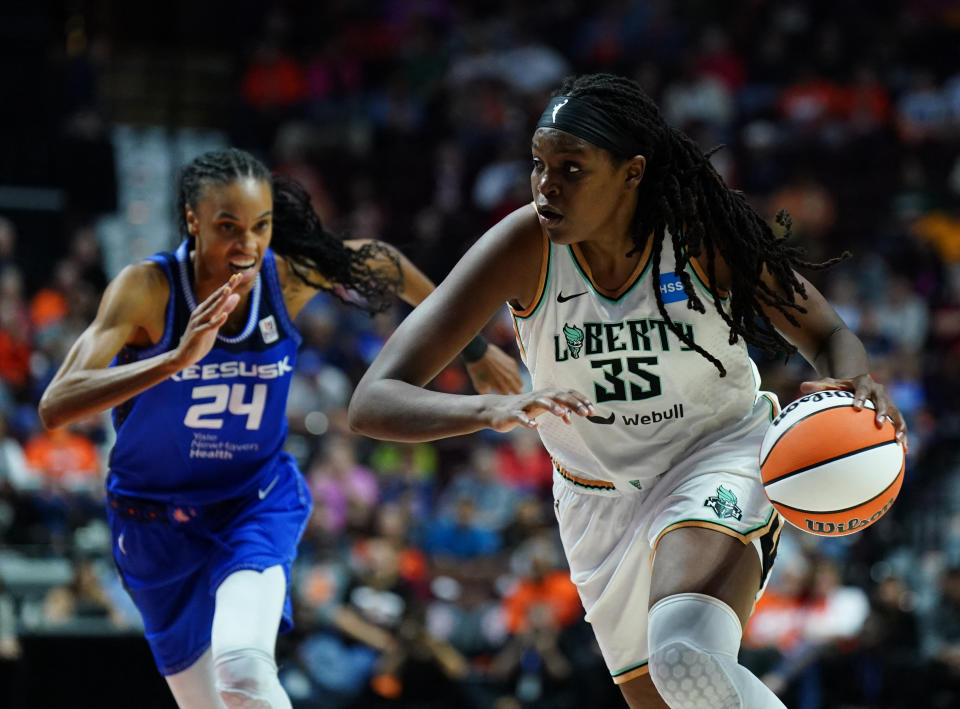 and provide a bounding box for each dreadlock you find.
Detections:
[176,148,401,315]
[554,74,847,376]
